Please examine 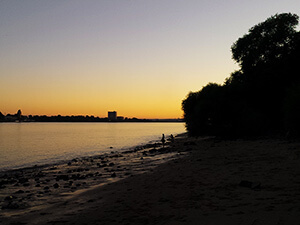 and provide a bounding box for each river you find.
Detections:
[0,122,185,171]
